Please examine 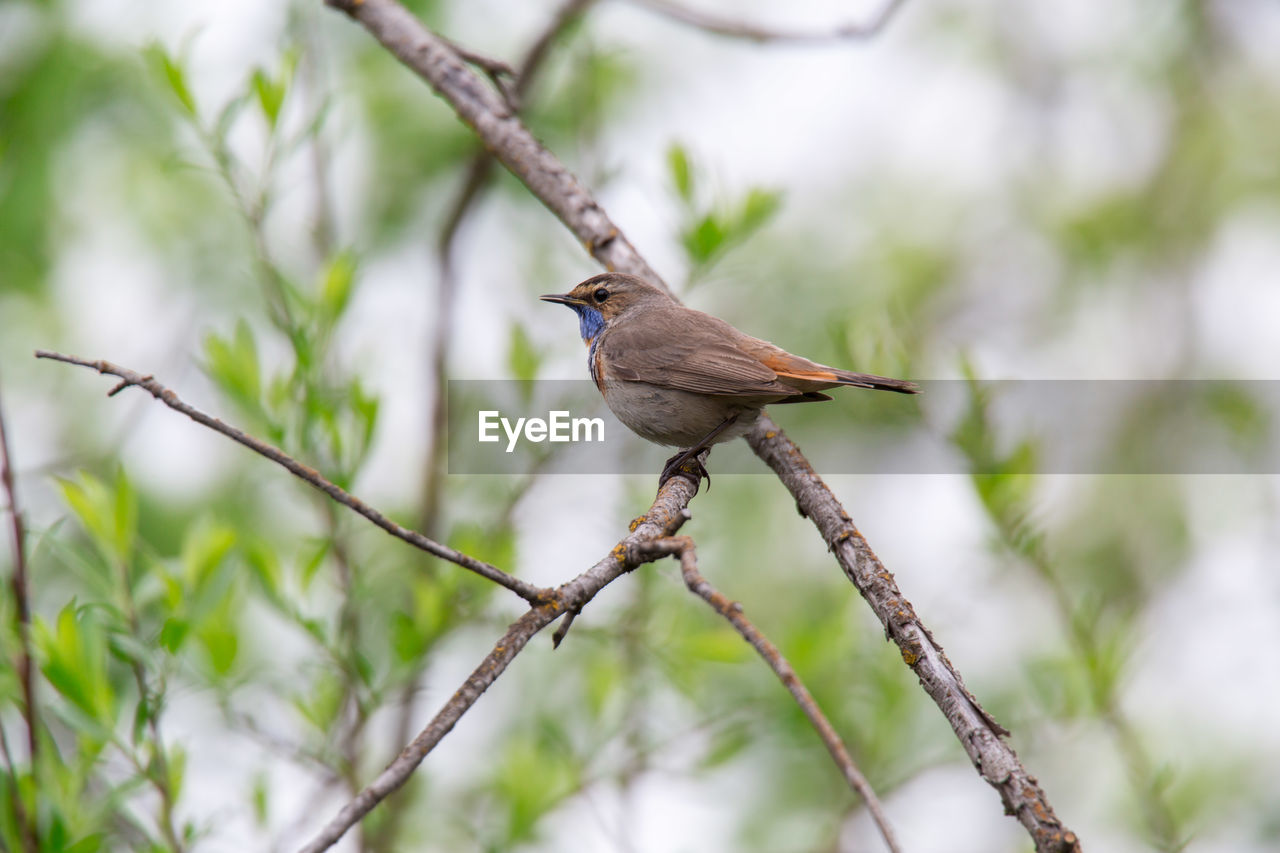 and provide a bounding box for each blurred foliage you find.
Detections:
[667,142,783,286]
[2,1,1280,852]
